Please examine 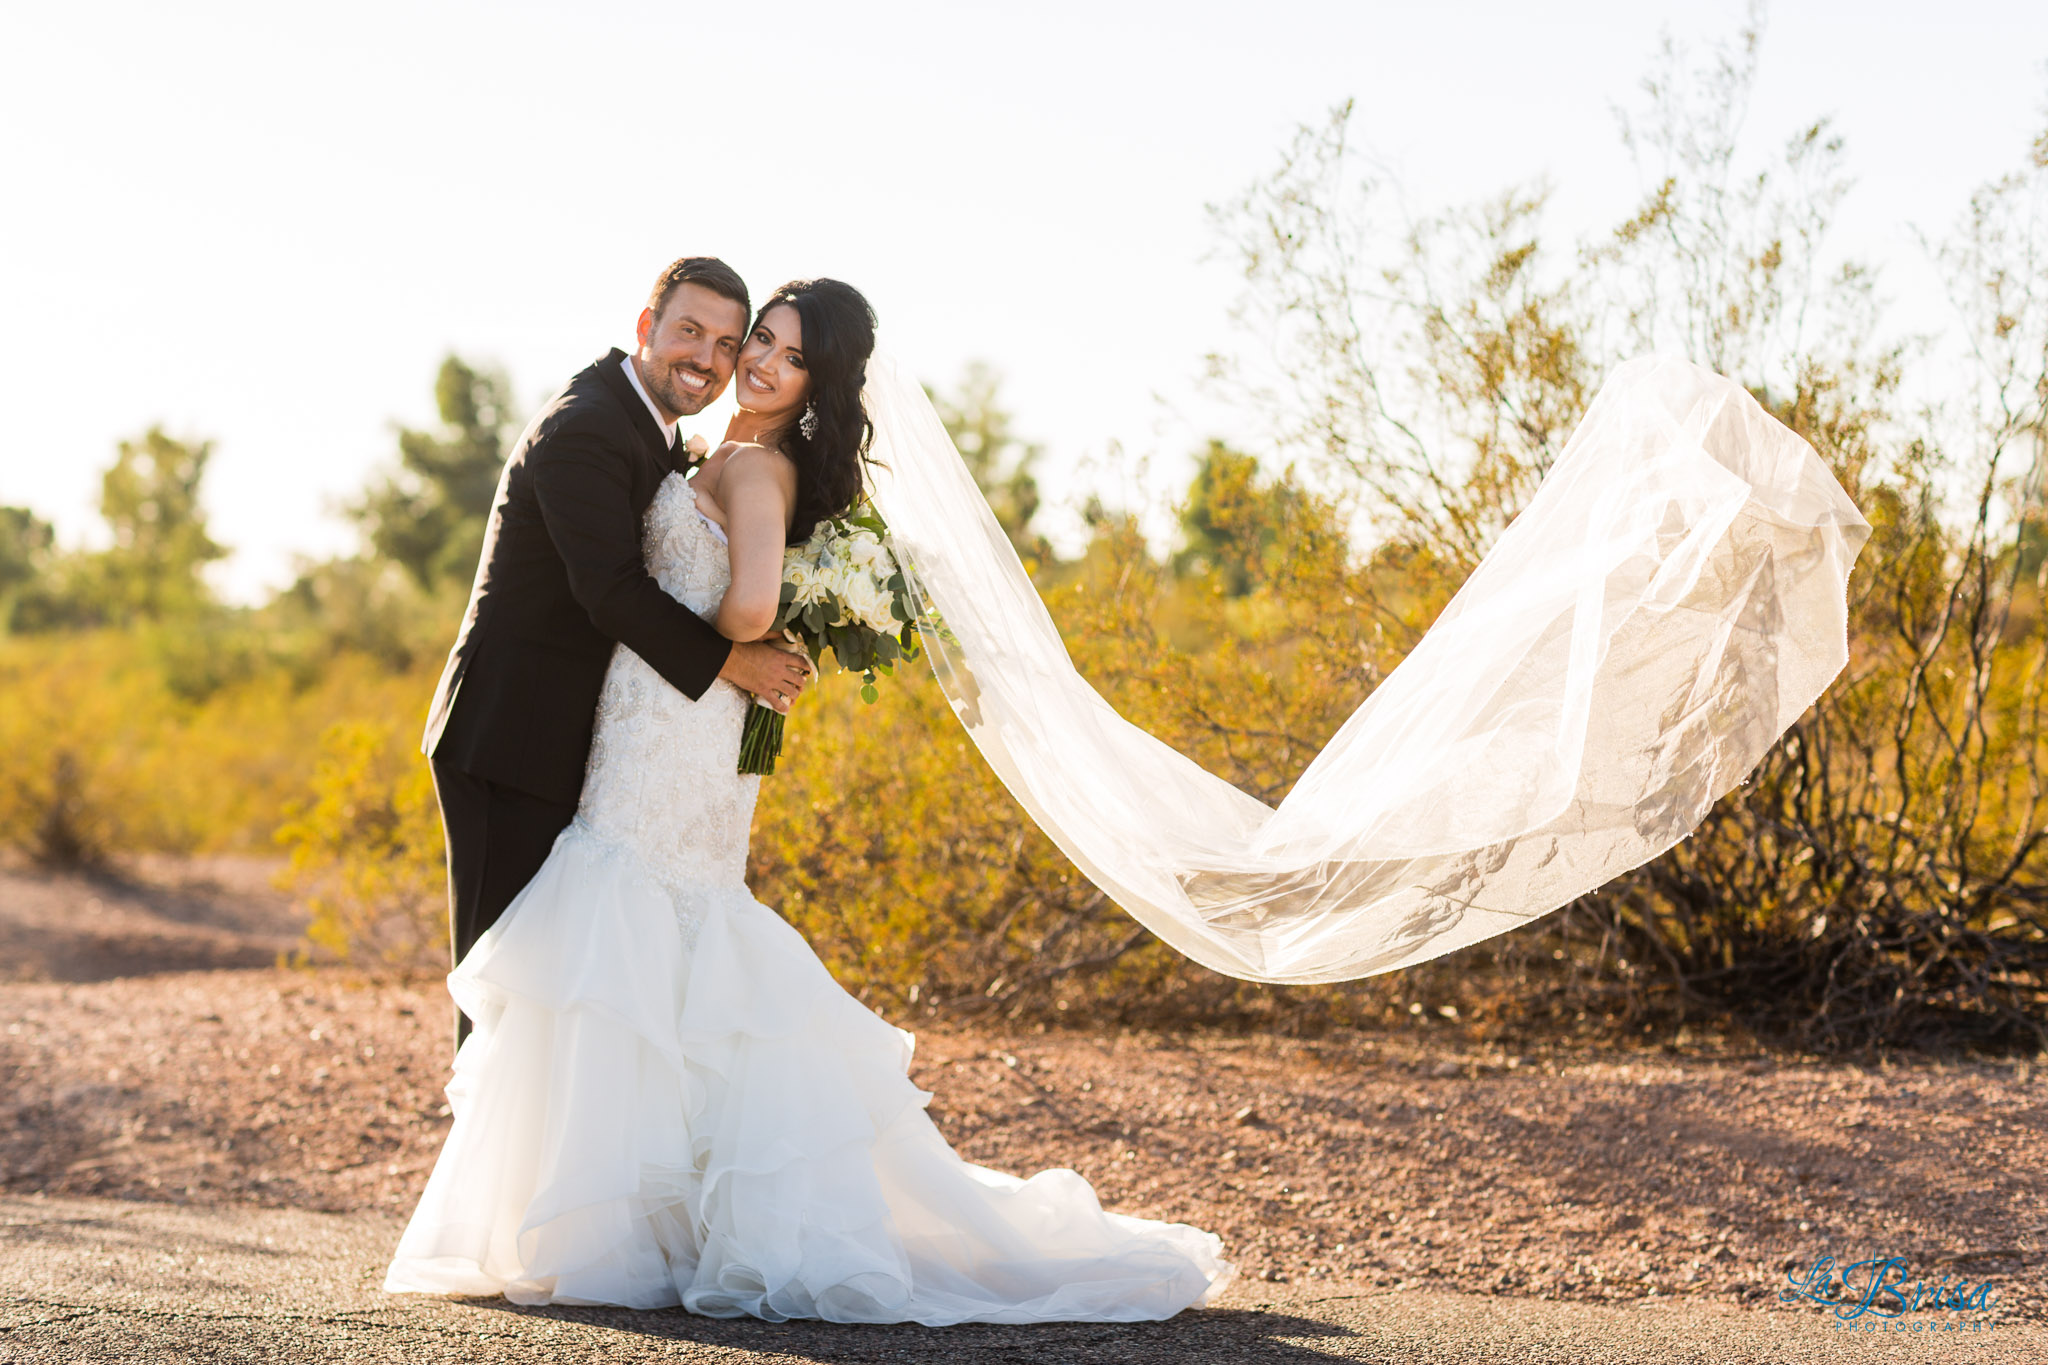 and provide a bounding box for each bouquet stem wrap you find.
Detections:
[738,700,785,777]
